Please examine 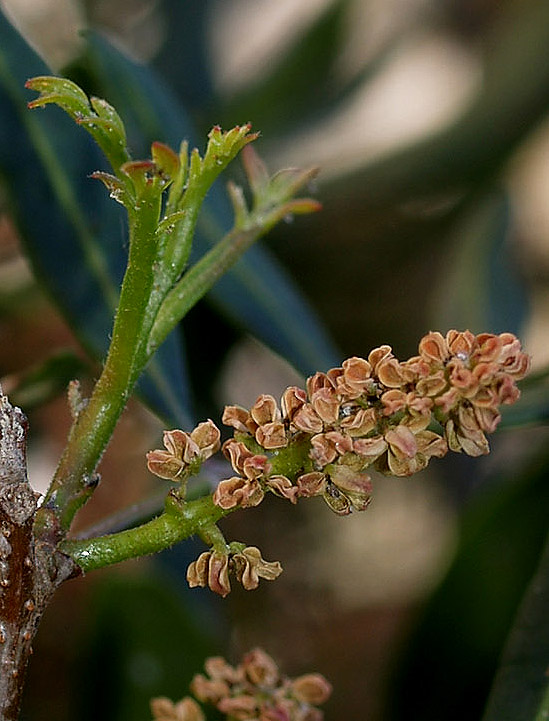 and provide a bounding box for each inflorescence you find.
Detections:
[150,648,332,721]
[147,330,529,595]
